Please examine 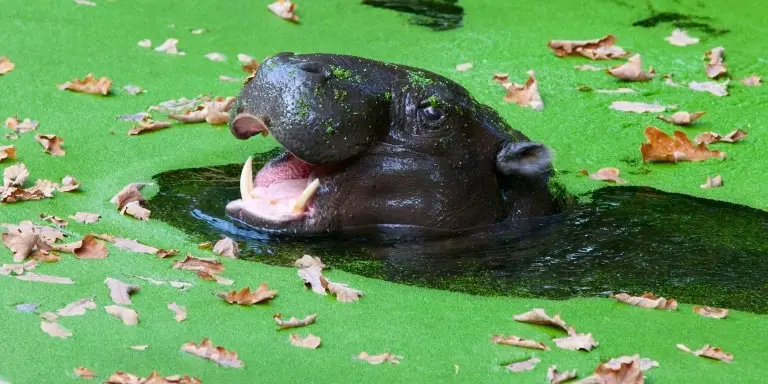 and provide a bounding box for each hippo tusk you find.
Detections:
[292,179,320,213]
[240,157,254,201]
